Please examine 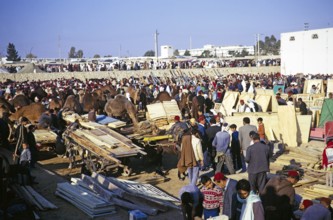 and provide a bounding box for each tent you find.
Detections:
[318,99,333,127]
